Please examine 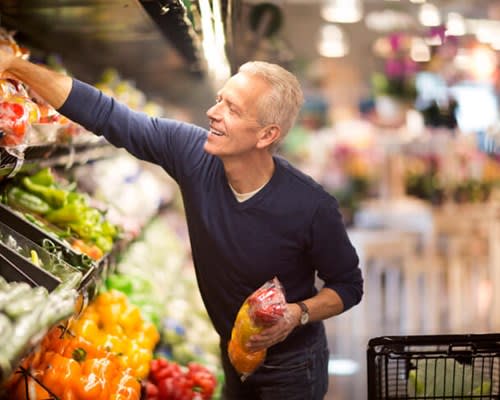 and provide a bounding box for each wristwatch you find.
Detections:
[297,301,309,325]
